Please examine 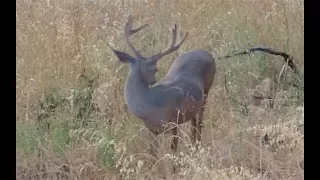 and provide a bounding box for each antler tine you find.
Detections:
[170,24,178,49]
[174,31,188,50]
[124,15,148,58]
[130,24,149,35]
[151,24,188,61]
